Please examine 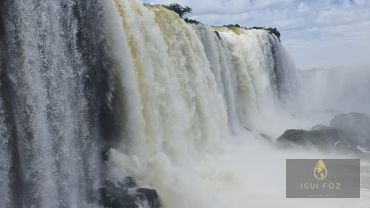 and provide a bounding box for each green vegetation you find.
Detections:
[161,3,199,24]
[162,3,192,18]
[223,24,280,41]
[244,26,281,41]
[265,27,281,41]
[223,24,241,28]
[160,4,281,40]
[184,18,200,24]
